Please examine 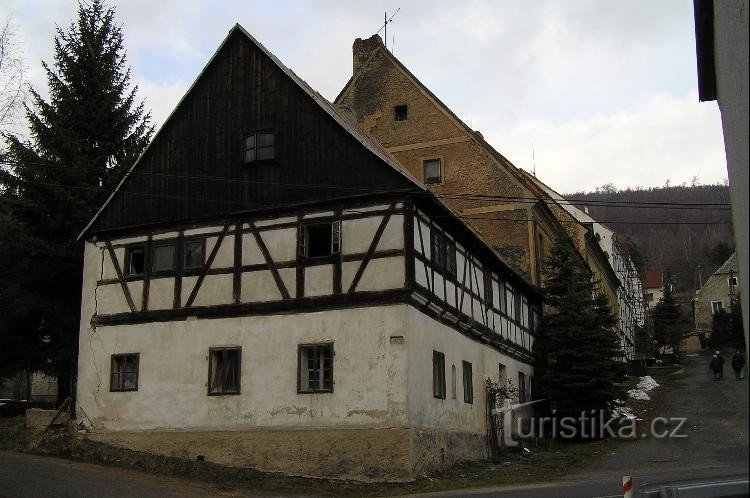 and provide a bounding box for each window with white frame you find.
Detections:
[711,301,724,314]
[298,343,333,393]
